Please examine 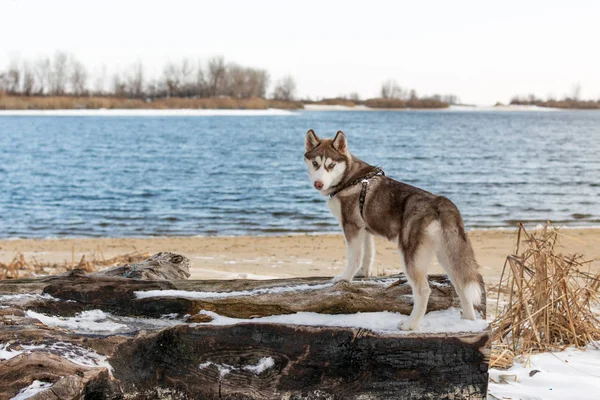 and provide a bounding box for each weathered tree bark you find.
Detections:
[0,353,116,400]
[0,252,490,400]
[92,251,191,280]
